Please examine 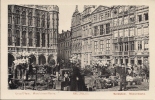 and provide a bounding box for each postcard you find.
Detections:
[1,0,155,99]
